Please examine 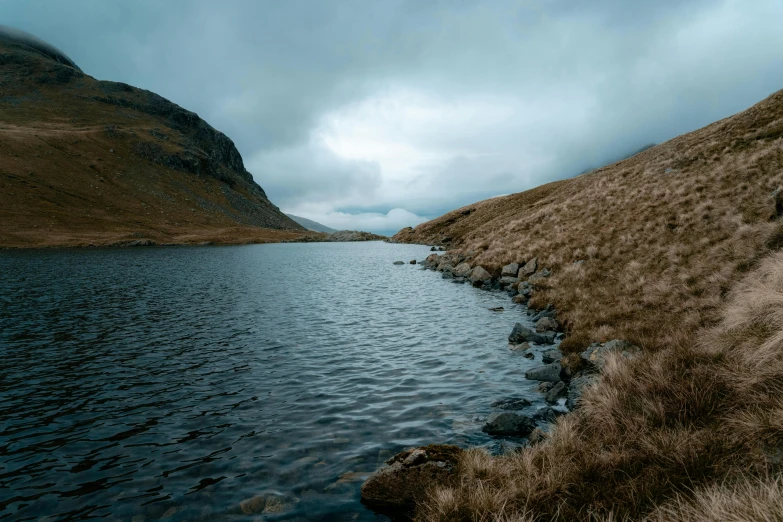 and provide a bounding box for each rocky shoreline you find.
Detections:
[363,249,639,516]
